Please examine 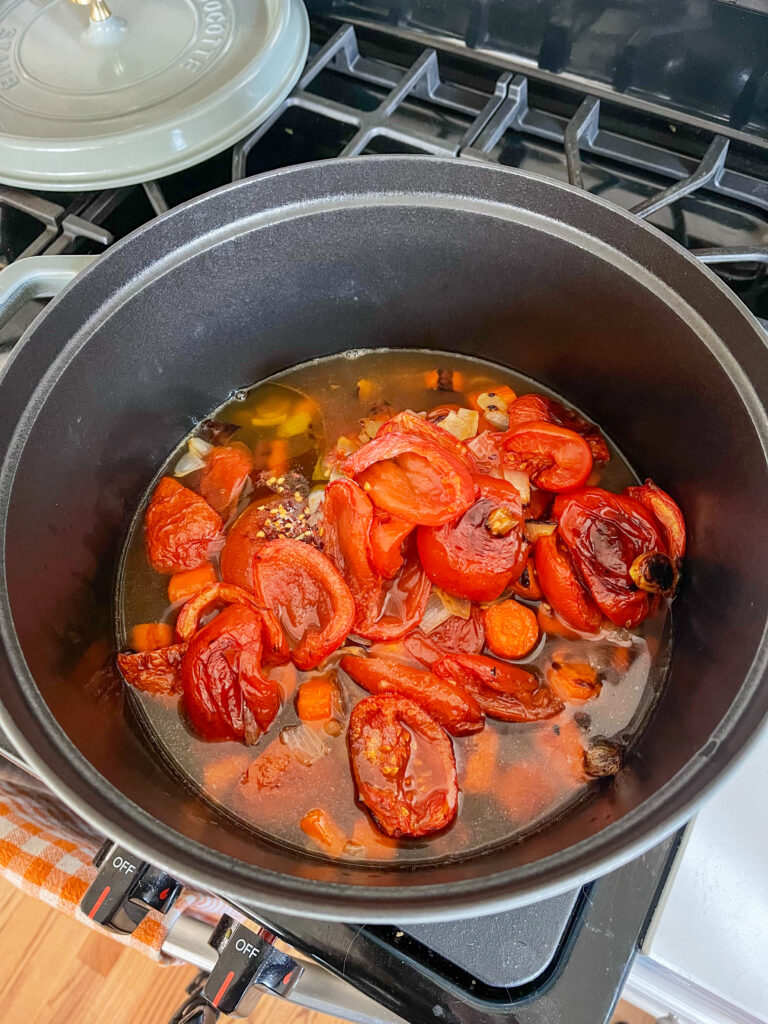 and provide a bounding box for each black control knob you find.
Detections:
[203,915,304,1018]
[80,840,182,934]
